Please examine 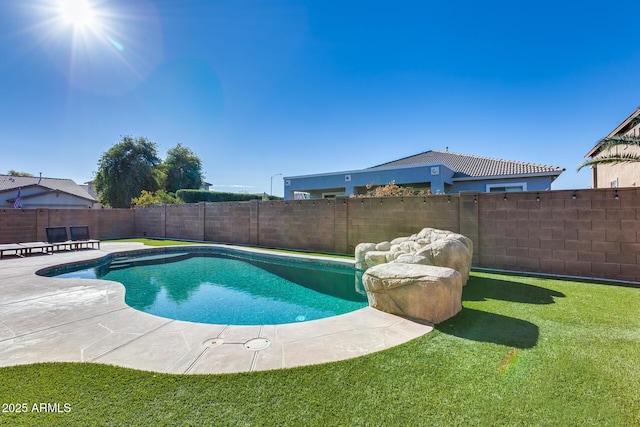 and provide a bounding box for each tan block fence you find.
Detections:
[1,188,639,282]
